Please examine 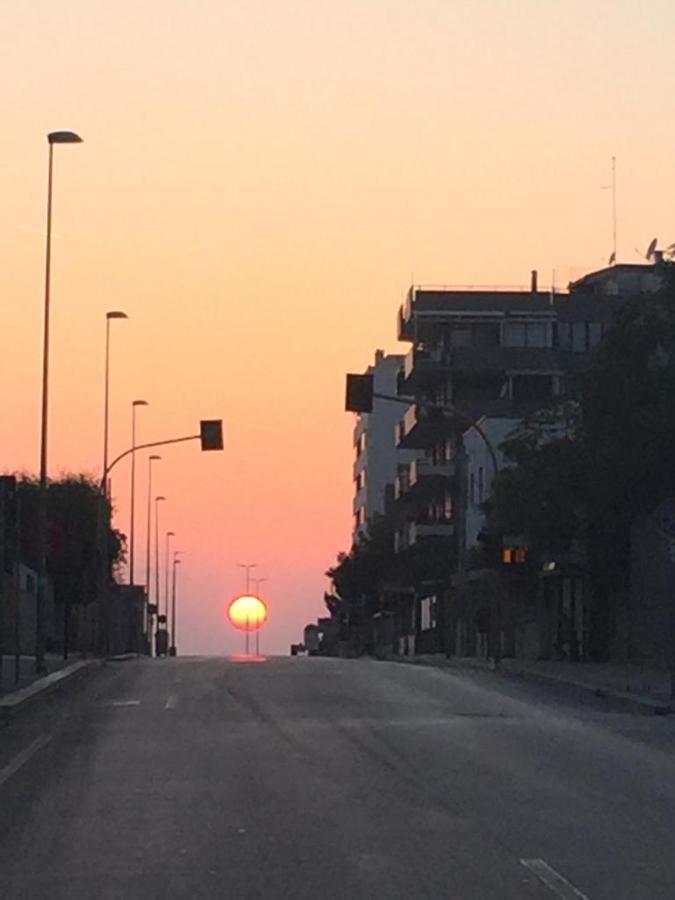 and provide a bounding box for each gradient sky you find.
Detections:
[2,1,675,654]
